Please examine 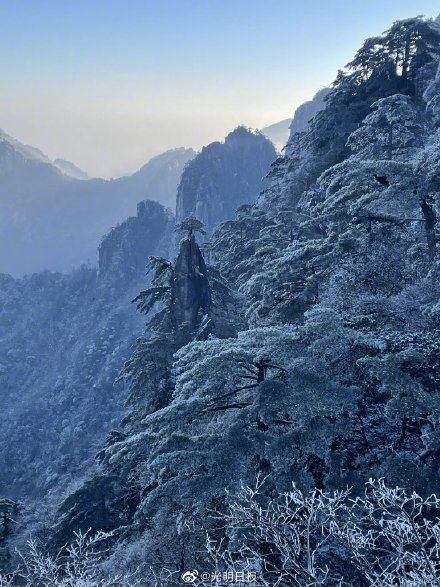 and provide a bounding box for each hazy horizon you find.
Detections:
[1,0,439,178]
